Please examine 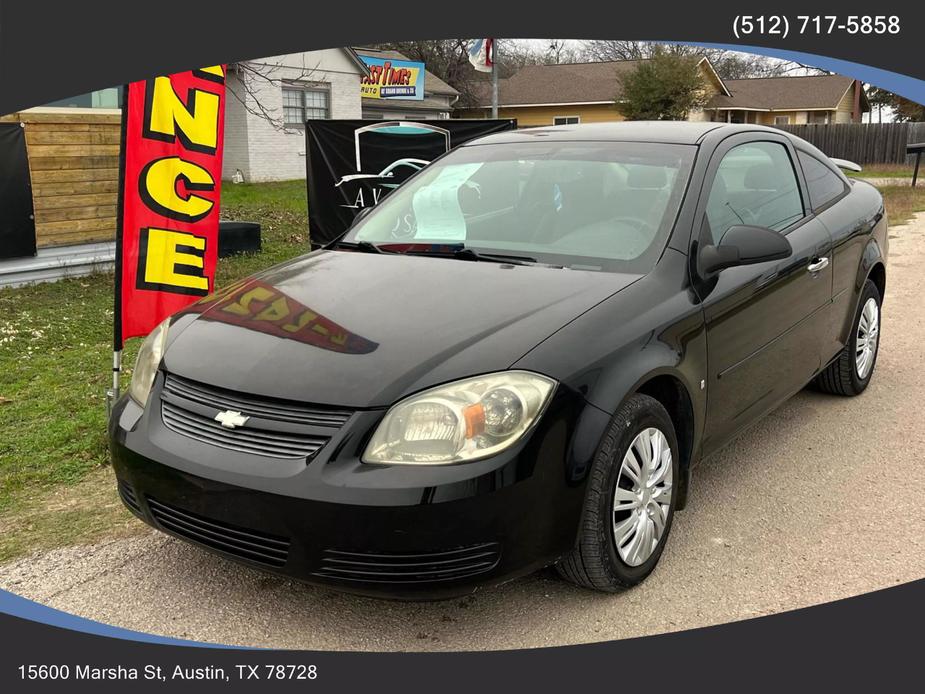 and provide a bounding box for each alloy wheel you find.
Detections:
[856,297,880,379]
[612,427,673,567]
